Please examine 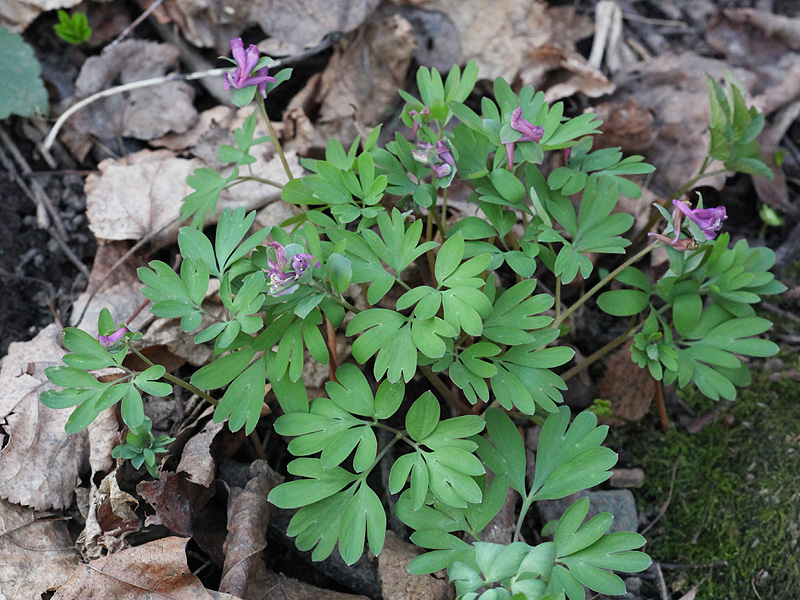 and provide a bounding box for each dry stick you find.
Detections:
[641,456,680,536]
[654,562,670,600]
[103,0,165,53]
[42,68,228,154]
[654,378,670,431]
[0,126,89,278]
